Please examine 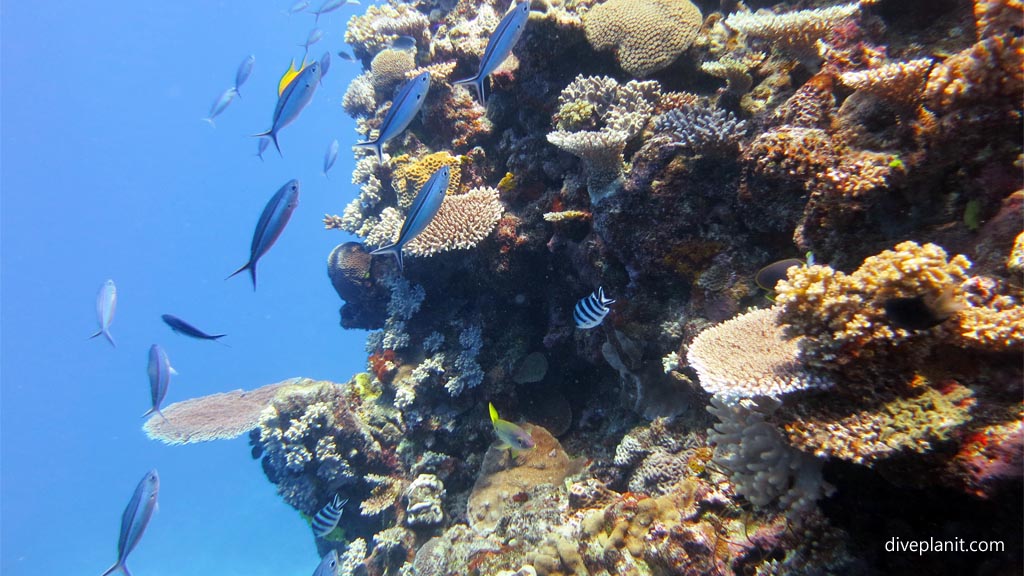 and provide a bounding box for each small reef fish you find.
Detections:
[312,0,357,23]
[288,0,310,13]
[99,469,160,576]
[161,314,226,341]
[90,279,117,347]
[390,35,417,50]
[489,402,535,452]
[300,28,324,55]
[256,137,271,161]
[314,550,340,576]
[318,51,331,84]
[574,287,615,329]
[370,164,448,272]
[144,344,174,419]
[337,50,355,62]
[228,180,301,289]
[255,60,320,154]
[754,258,806,292]
[203,86,238,127]
[235,54,256,97]
[883,287,964,331]
[354,71,430,163]
[323,139,339,178]
[312,494,349,538]
[452,1,530,106]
